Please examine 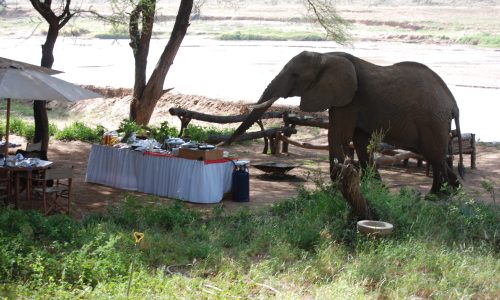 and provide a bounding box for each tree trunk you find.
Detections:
[30,0,73,160]
[335,163,373,220]
[130,0,193,125]
[33,25,58,160]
